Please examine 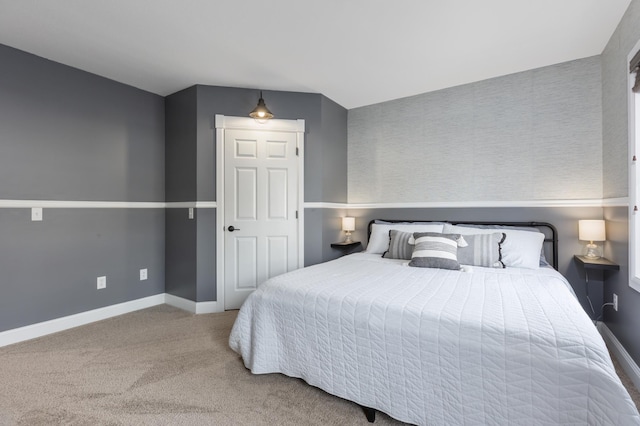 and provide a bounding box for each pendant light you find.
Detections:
[249,91,274,122]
